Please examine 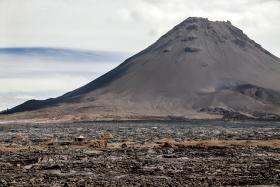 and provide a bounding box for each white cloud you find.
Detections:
[0,53,125,110]
[0,0,279,56]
